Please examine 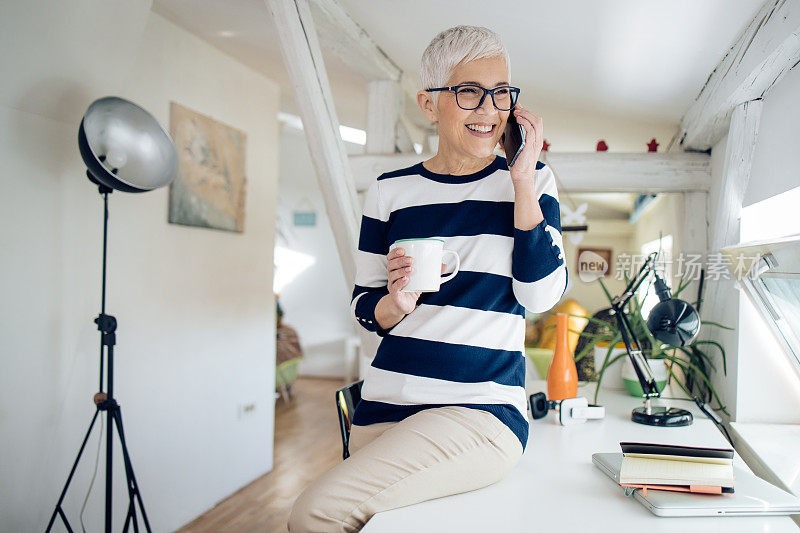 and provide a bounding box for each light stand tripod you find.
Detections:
[48,95,177,532]
[46,179,151,533]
